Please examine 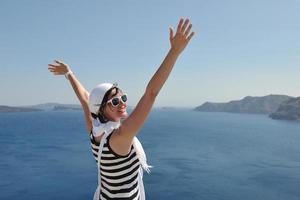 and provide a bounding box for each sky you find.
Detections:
[0,0,300,107]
